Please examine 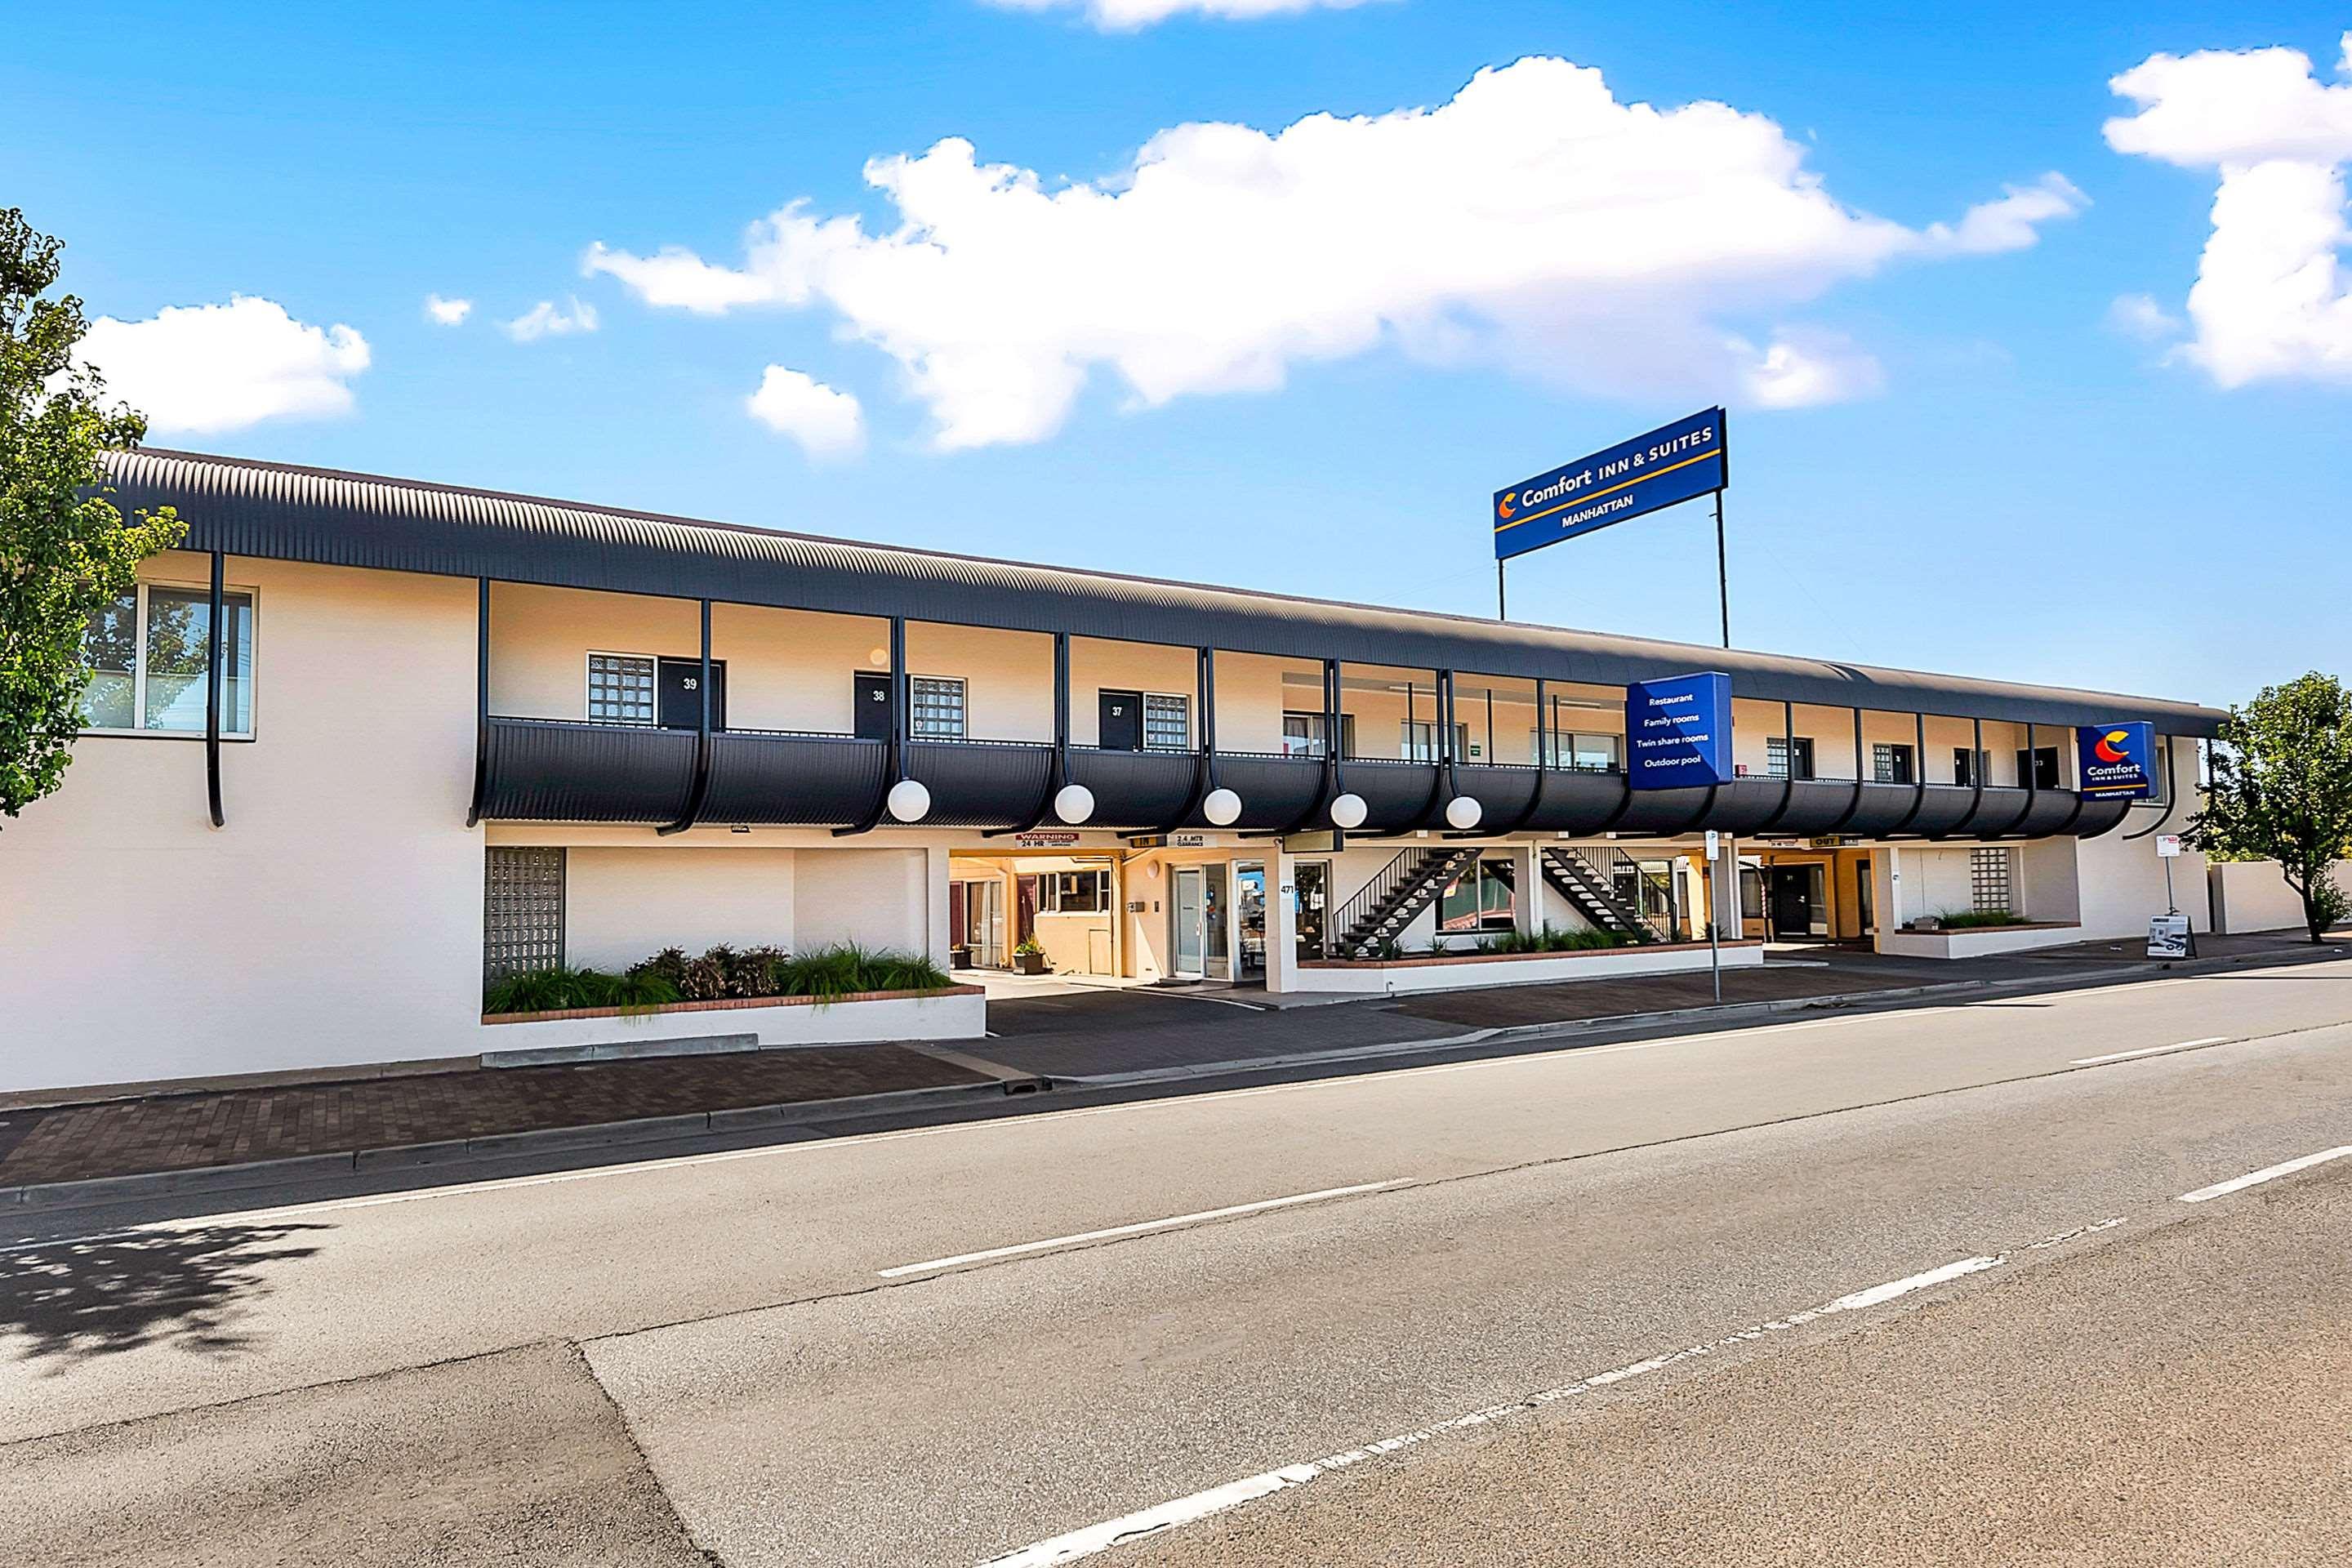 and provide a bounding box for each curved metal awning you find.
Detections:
[104,448,2225,737]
